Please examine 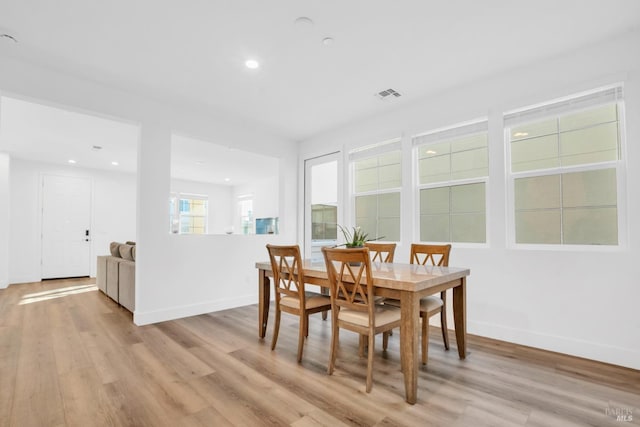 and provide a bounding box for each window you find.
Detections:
[169,194,208,234]
[238,197,254,235]
[505,86,623,246]
[414,121,488,243]
[350,139,402,241]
